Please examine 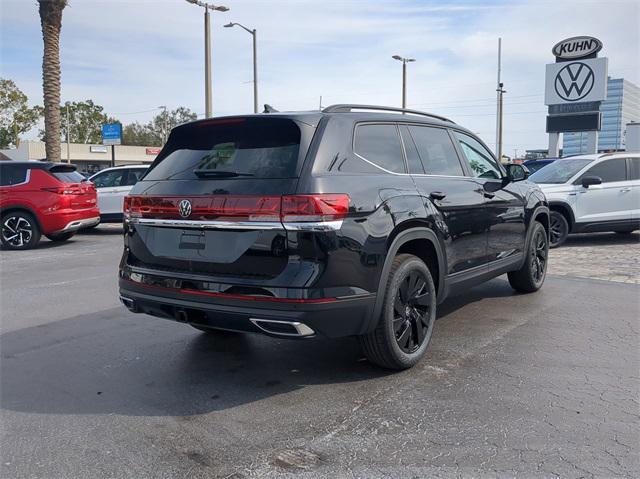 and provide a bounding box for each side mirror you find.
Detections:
[581,176,602,188]
[505,163,529,182]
